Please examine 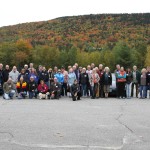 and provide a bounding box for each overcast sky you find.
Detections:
[0,0,149,27]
